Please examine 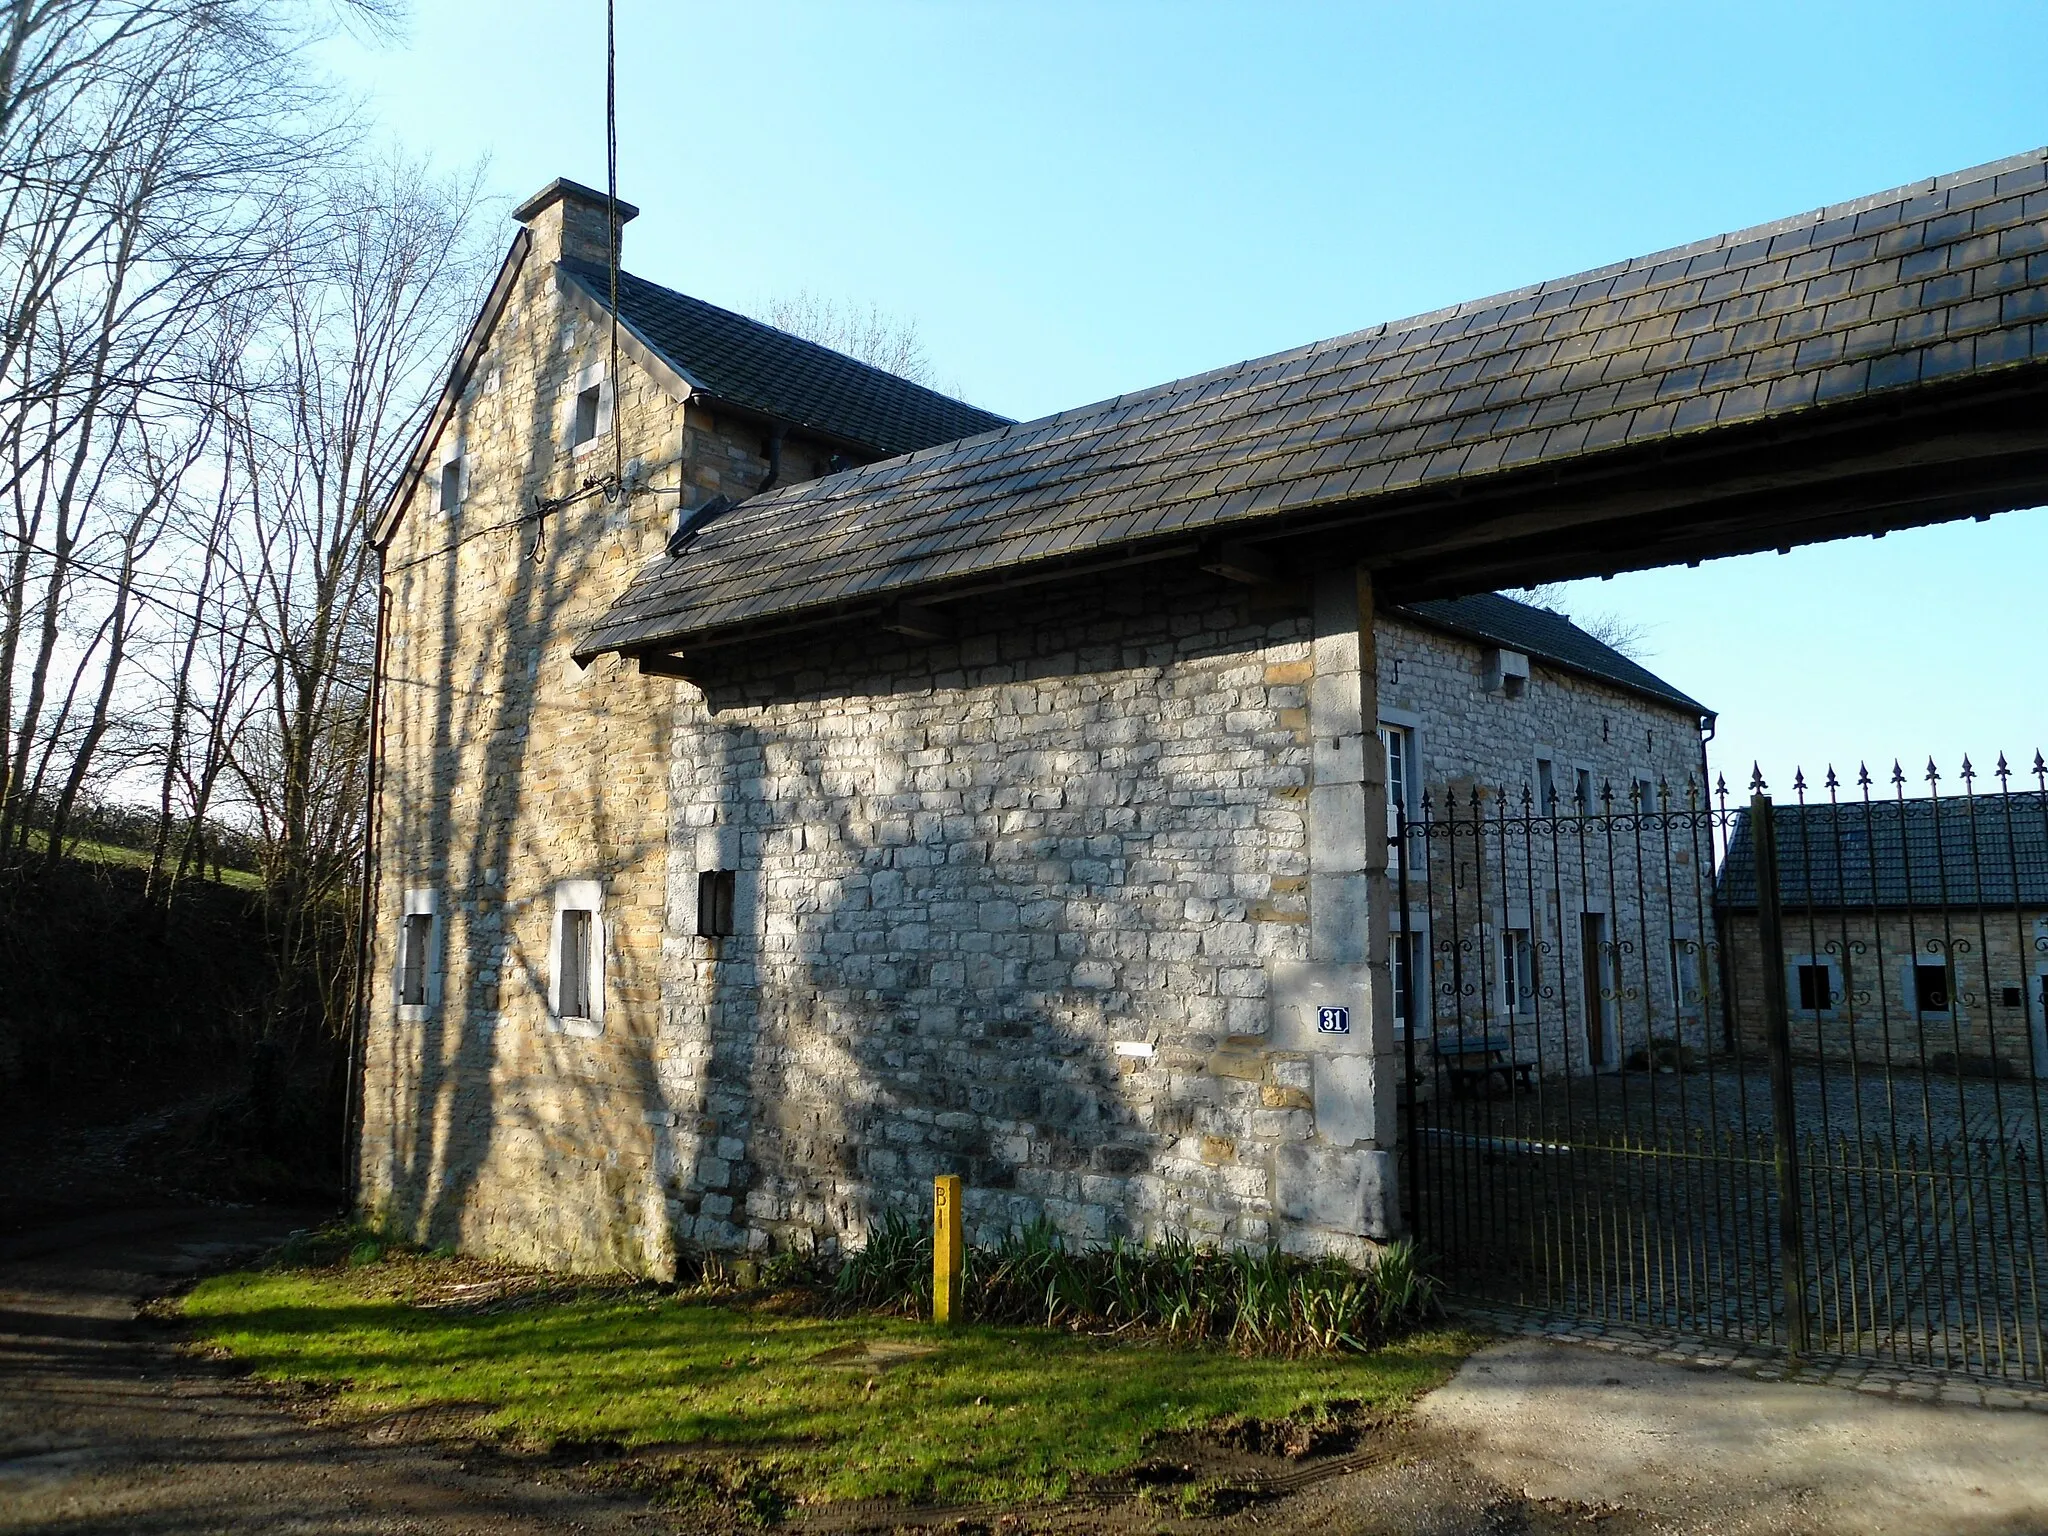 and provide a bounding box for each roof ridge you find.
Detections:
[560,258,1011,425]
